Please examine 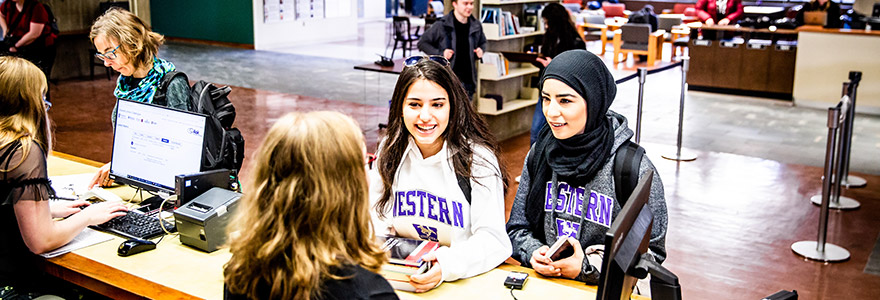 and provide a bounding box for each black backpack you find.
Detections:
[42,2,60,36]
[154,71,246,175]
